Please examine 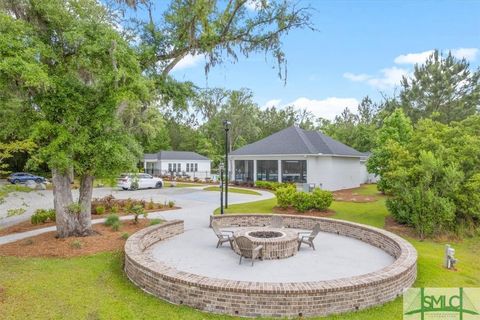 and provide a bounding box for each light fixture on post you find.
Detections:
[223,120,231,208]
[219,162,224,215]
